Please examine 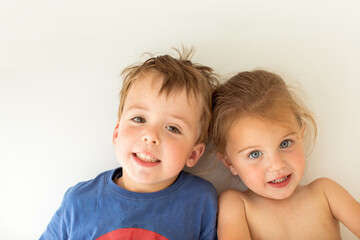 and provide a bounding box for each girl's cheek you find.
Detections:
[238,164,258,181]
